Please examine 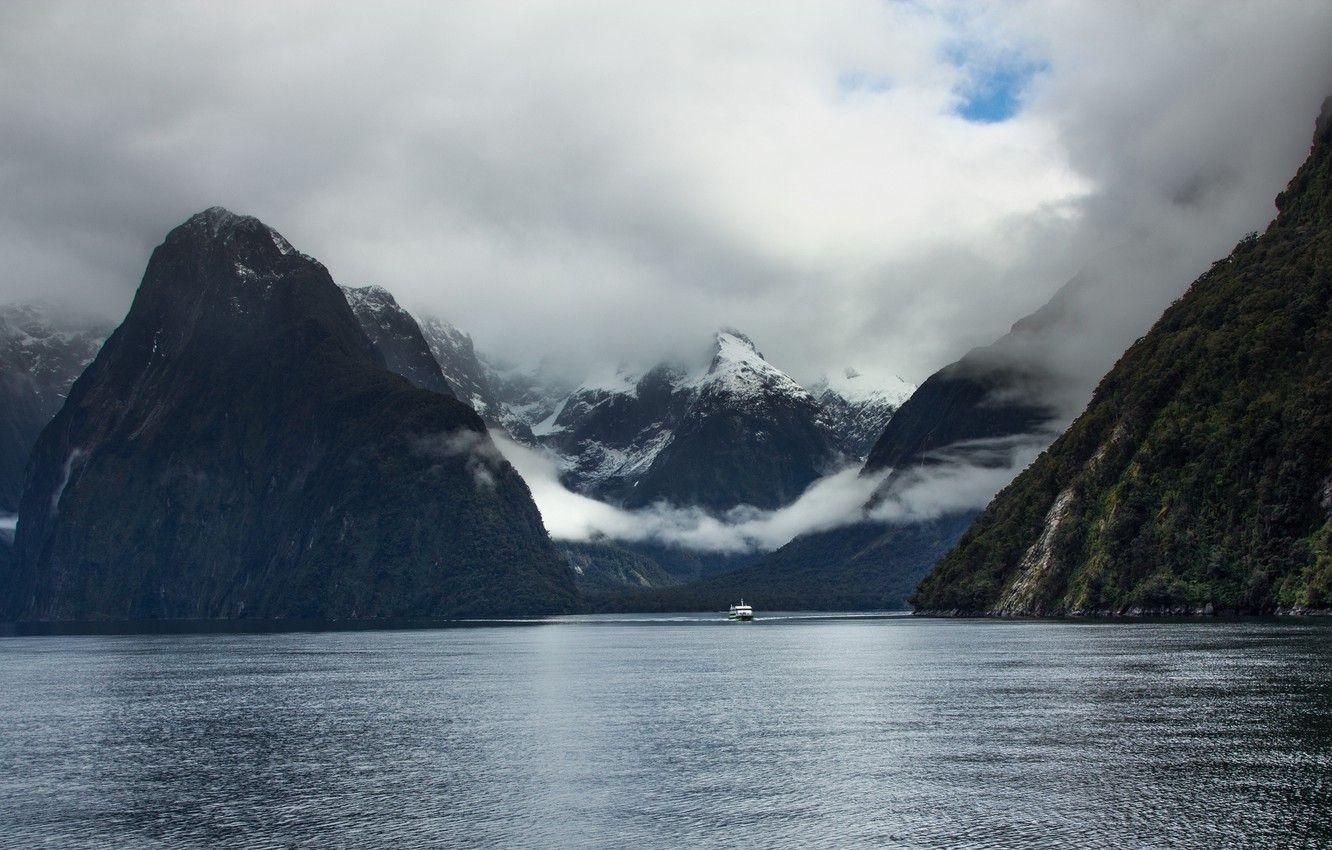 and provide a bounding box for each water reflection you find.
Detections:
[0,619,1328,848]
